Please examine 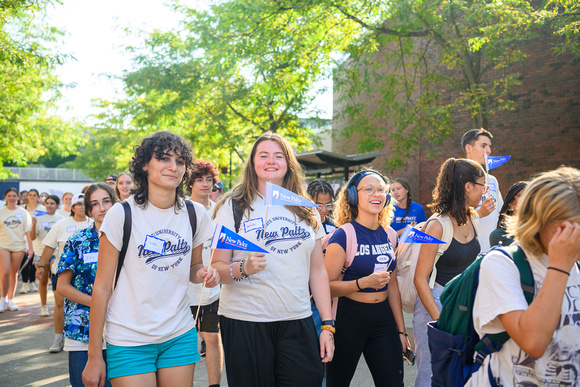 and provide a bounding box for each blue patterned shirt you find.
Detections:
[57,226,100,343]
